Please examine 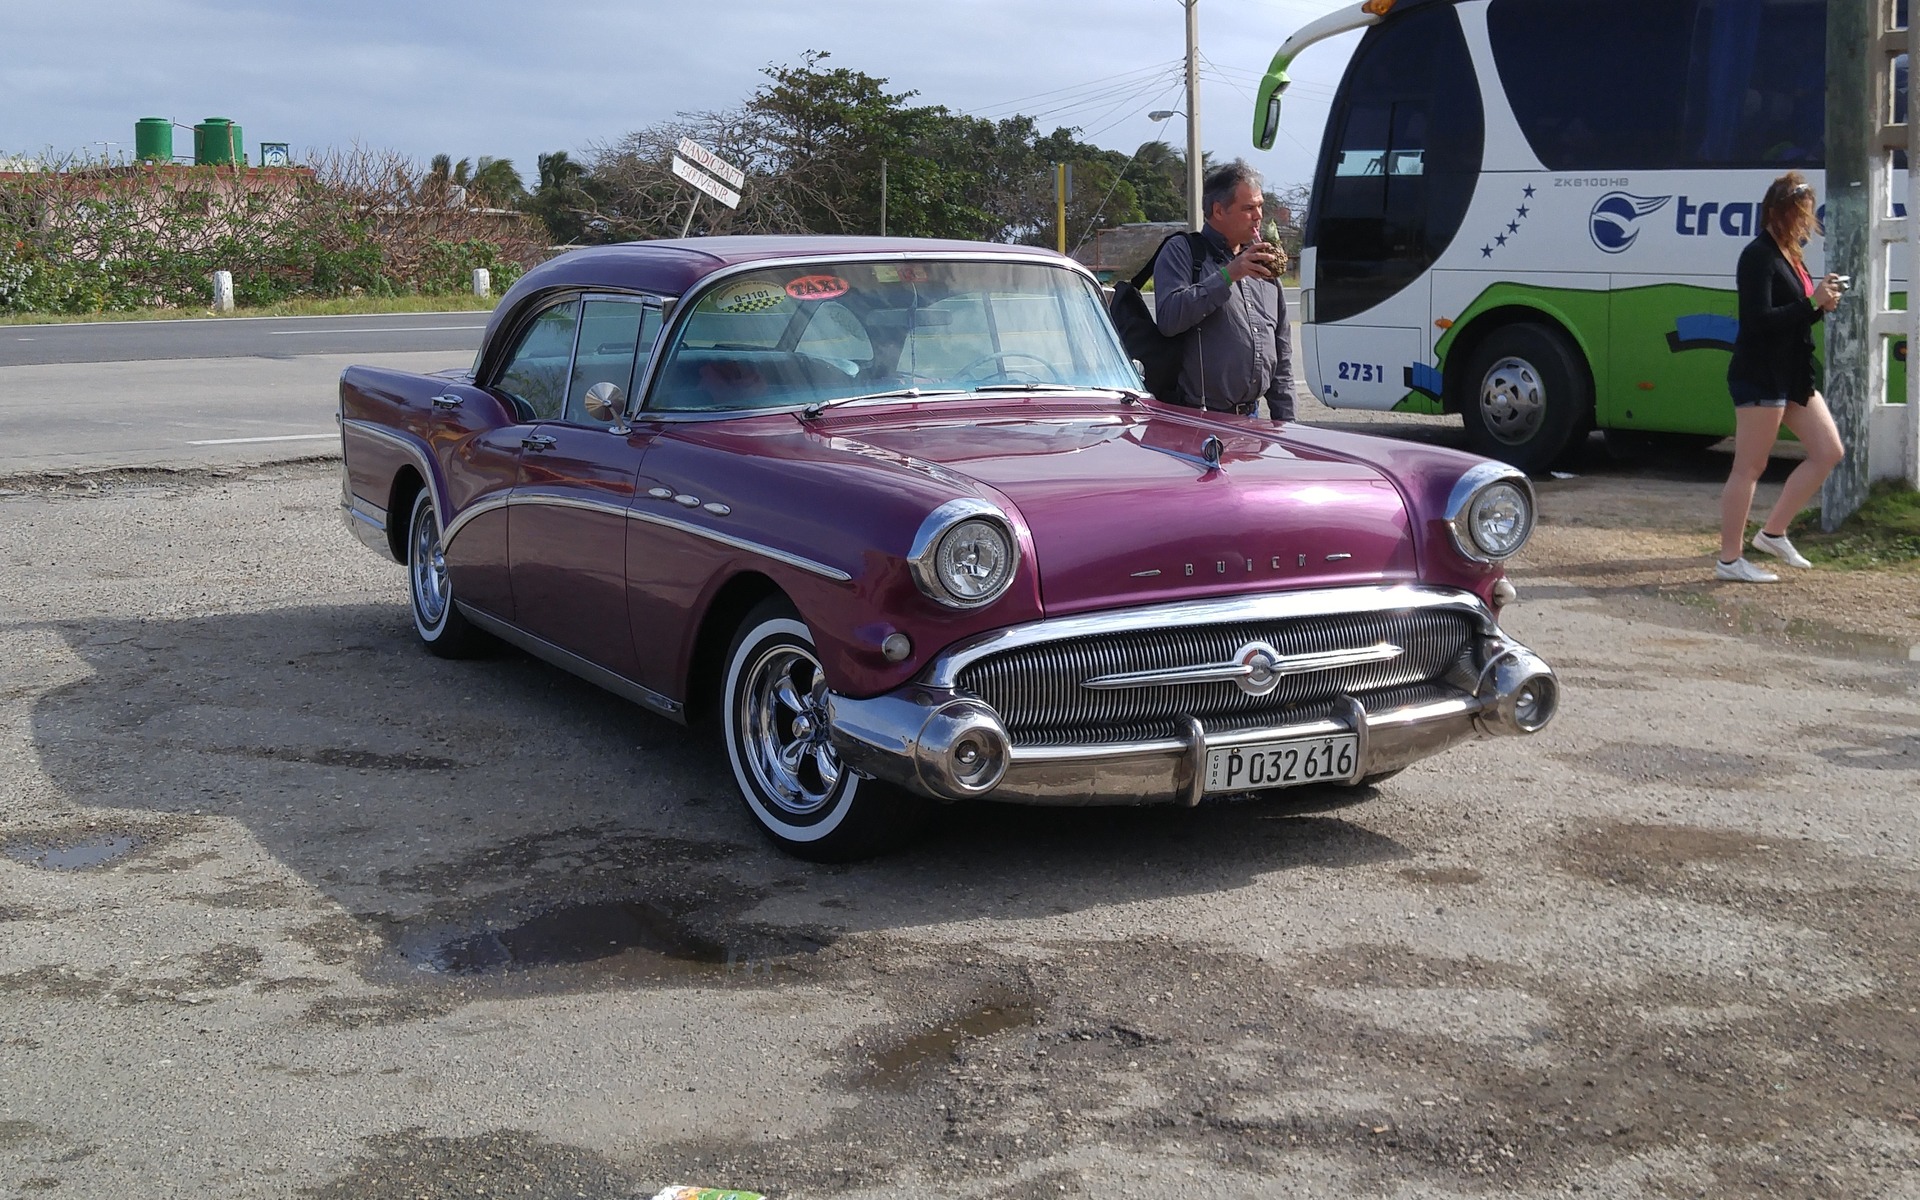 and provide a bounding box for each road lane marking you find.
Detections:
[186,433,339,445]
[267,325,485,335]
